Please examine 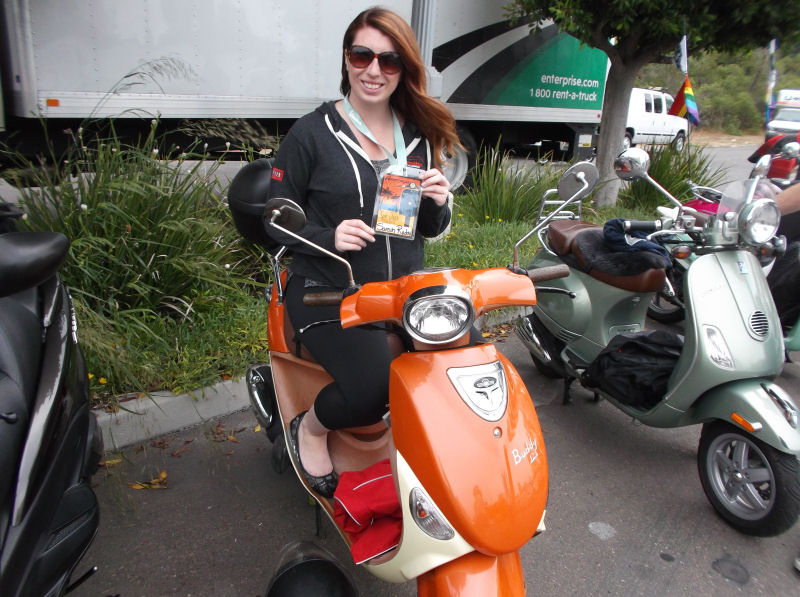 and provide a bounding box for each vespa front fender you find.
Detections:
[691,379,800,454]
